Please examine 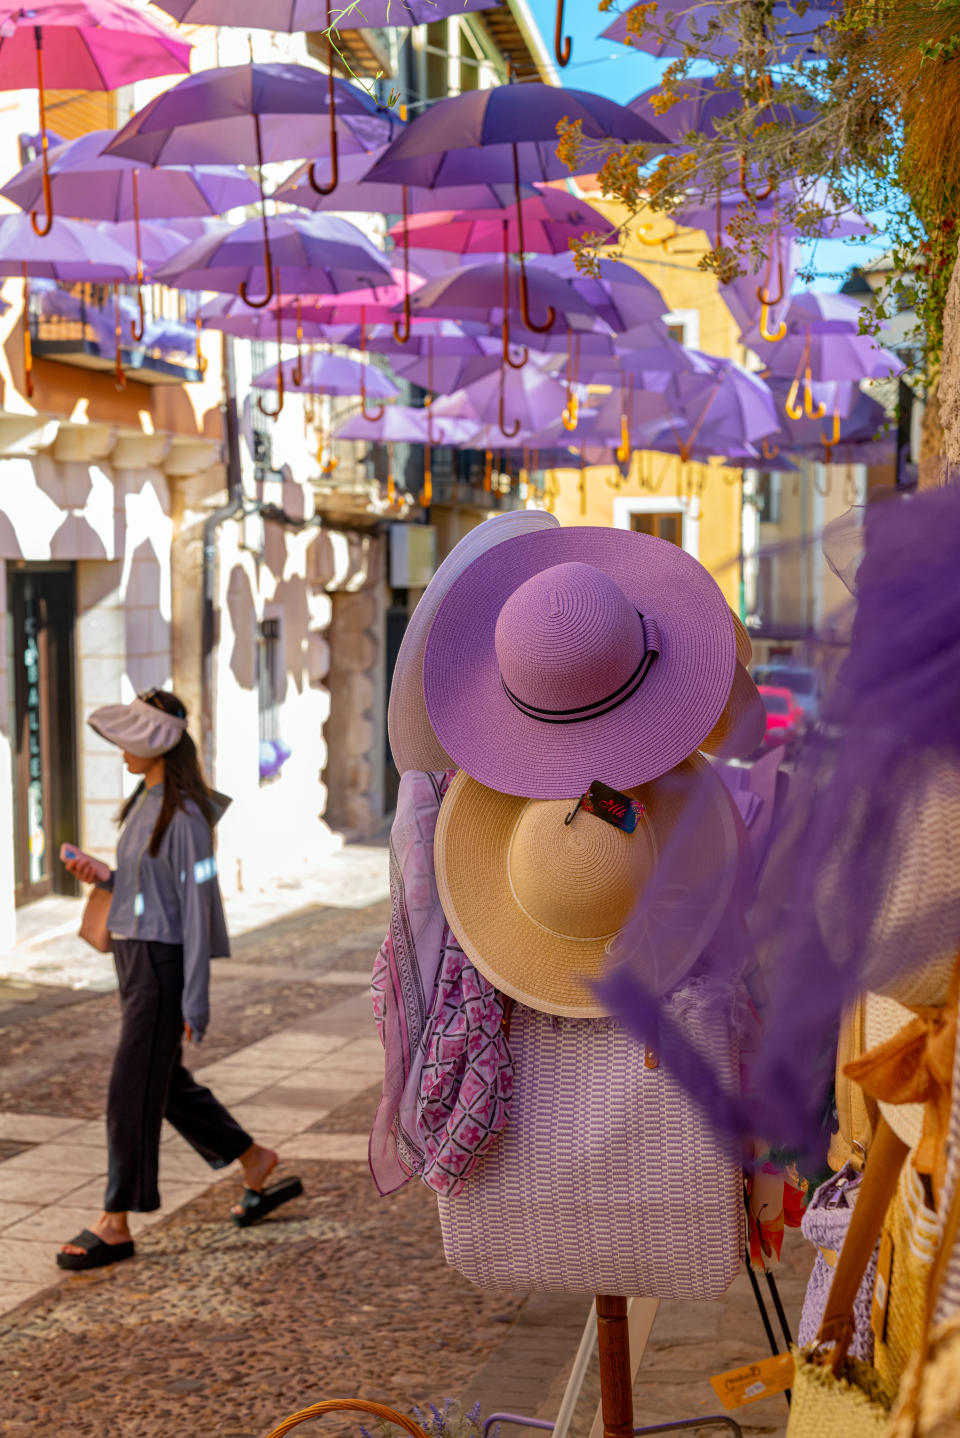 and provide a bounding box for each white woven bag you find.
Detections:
[437,984,744,1298]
